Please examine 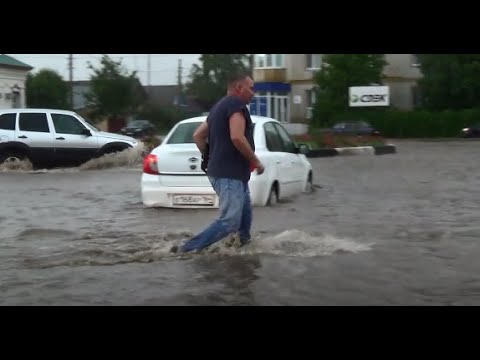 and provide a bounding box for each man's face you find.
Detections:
[237,77,255,104]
